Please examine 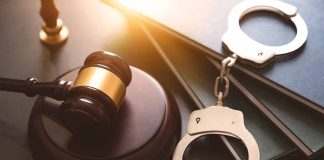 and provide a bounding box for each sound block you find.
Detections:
[28,67,181,160]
